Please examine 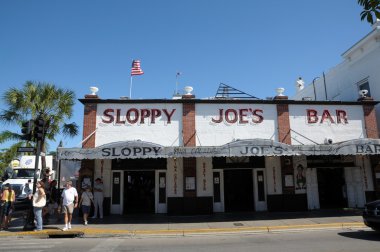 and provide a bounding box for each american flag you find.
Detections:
[131,60,144,76]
